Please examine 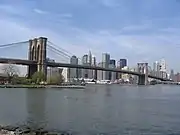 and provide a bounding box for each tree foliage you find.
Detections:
[31,71,46,84]
[47,74,64,85]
